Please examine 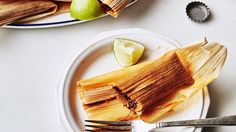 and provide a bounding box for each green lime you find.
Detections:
[70,0,105,20]
[113,38,145,67]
